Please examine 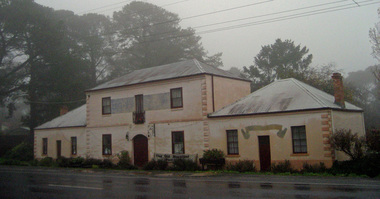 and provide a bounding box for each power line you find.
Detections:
[77,0,133,15]
[137,0,377,43]
[139,0,349,39]
[28,99,86,104]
